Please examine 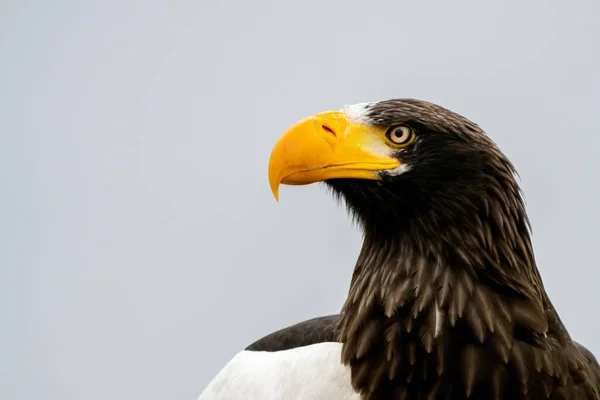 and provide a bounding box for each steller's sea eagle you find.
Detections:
[198,99,600,400]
